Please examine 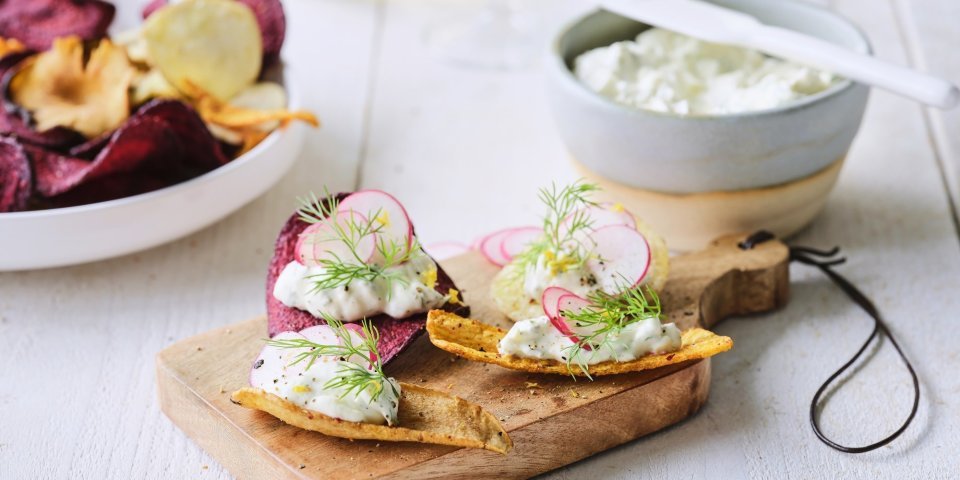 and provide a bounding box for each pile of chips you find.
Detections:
[0,0,316,213]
